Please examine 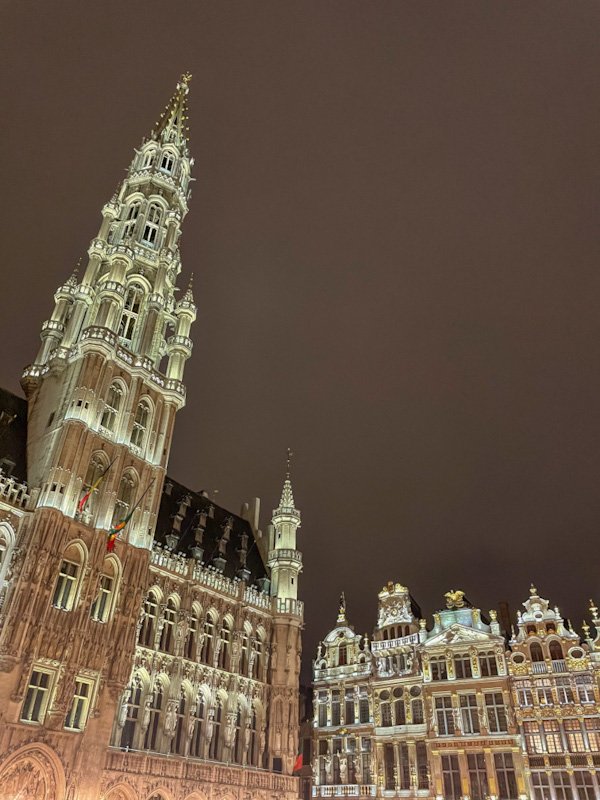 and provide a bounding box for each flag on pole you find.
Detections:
[293,752,303,773]
[106,478,155,552]
[78,457,115,514]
